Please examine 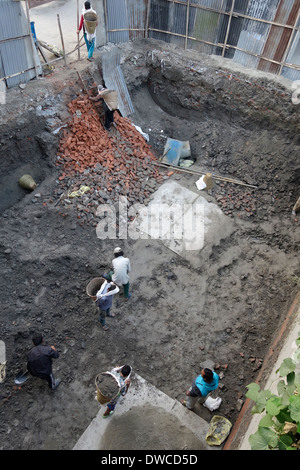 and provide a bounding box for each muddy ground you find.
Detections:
[0,39,299,450]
